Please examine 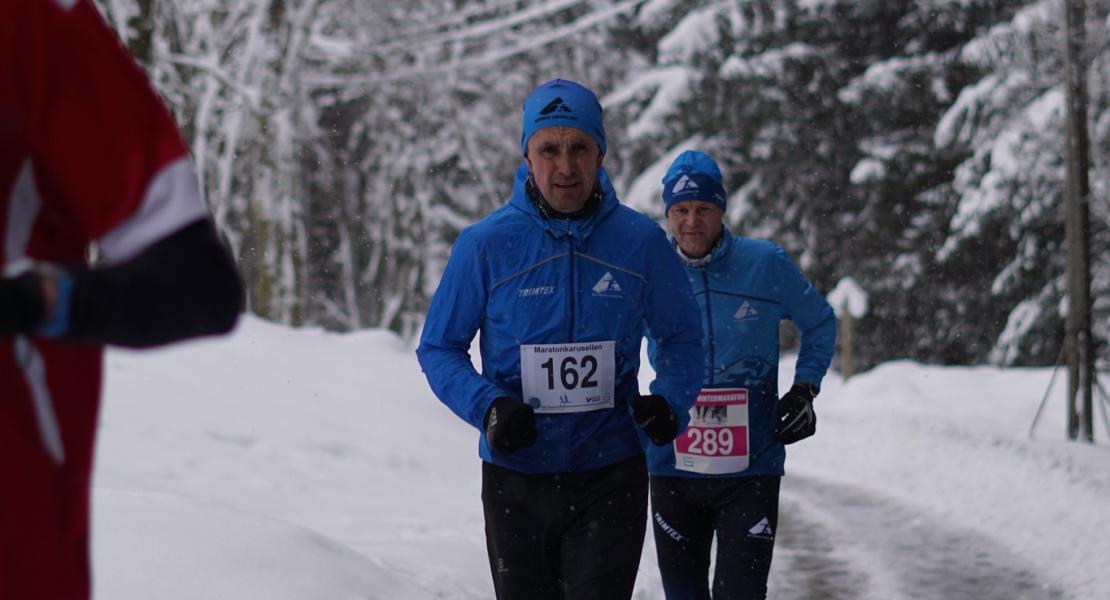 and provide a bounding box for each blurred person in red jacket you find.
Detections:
[1,1,243,597]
